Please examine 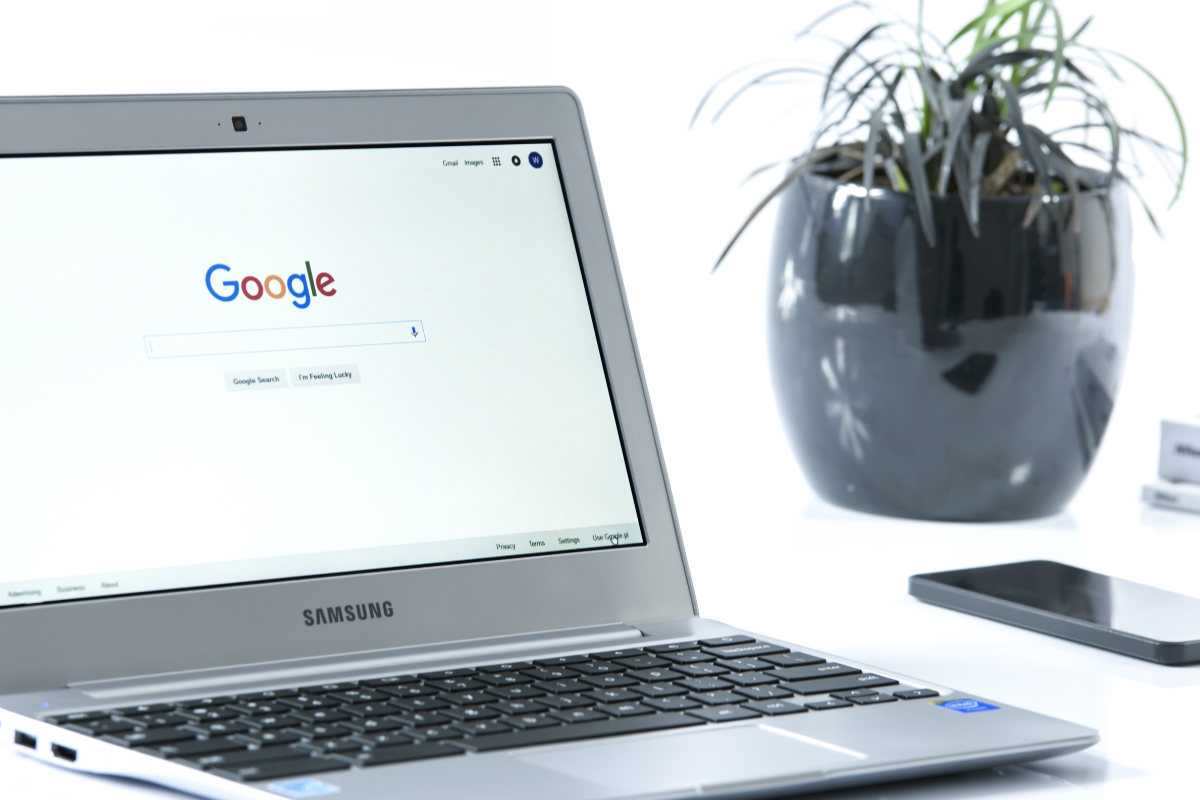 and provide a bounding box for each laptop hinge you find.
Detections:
[71,623,646,701]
